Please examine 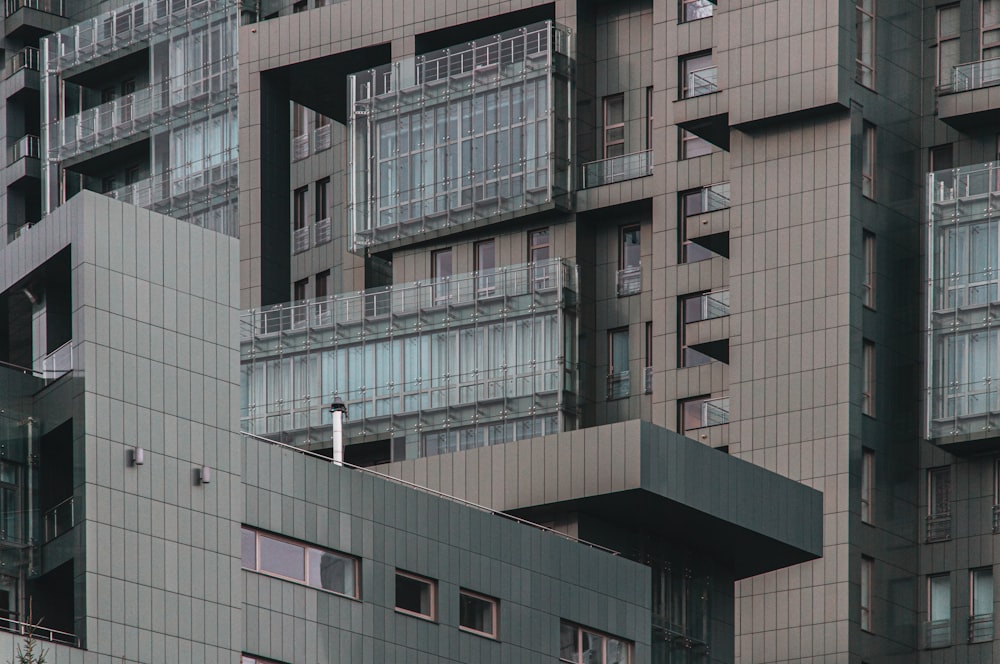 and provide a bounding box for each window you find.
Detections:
[862,339,875,416]
[315,270,330,299]
[681,291,730,366]
[680,395,730,435]
[618,226,641,296]
[861,447,874,524]
[681,0,714,22]
[560,622,631,664]
[293,279,308,302]
[432,248,453,304]
[938,5,961,88]
[680,183,730,263]
[861,556,873,632]
[927,574,951,648]
[603,94,625,158]
[315,178,329,222]
[475,239,496,295]
[644,322,653,394]
[646,87,653,150]
[293,186,309,253]
[102,176,116,194]
[608,328,630,399]
[240,527,359,598]
[856,0,875,88]
[970,568,994,642]
[927,466,952,542]
[395,571,436,620]
[529,228,552,287]
[984,0,1000,61]
[681,52,717,98]
[862,122,875,199]
[862,231,876,308]
[680,129,713,159]
[459,590,498,638]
